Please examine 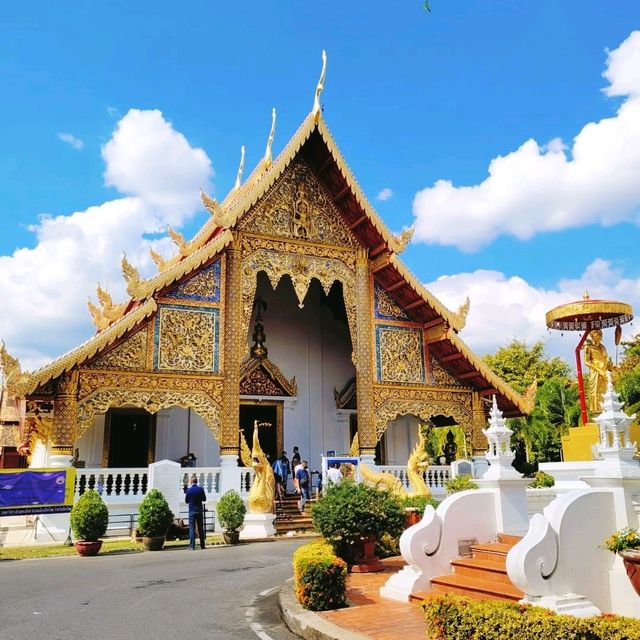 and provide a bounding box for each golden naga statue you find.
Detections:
[240,422,275,514]
[584,328,614,414]
[167,226,189,256]
[389,225,414,254]
[201,189,235,229]
[87,284,128,331]
[406,428,431,498]
[349,433,407,497]
[149,246,168,272]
